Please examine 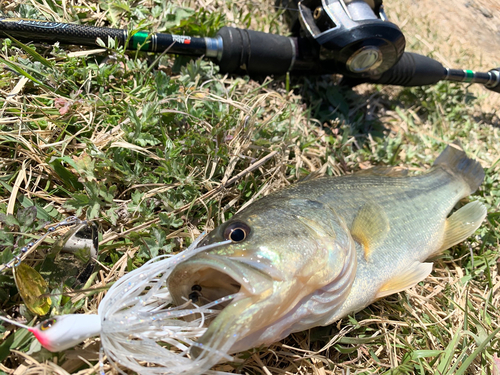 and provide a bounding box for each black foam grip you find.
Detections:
[216,27,296,75]
[372,52,446,86]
